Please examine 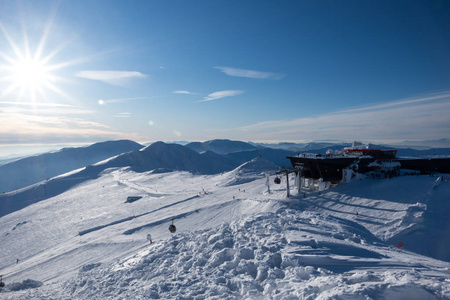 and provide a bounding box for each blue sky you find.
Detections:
[0,0,449,147]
